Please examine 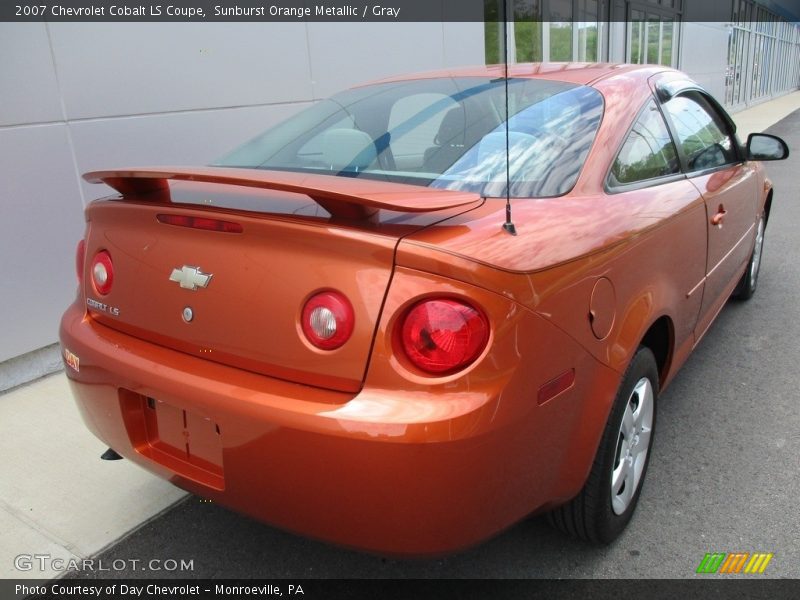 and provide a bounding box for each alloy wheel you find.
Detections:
[611,377,654,516]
